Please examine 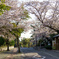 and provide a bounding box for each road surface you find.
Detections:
[20,47,59,59]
